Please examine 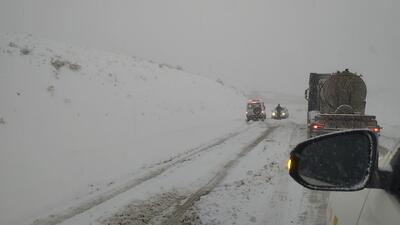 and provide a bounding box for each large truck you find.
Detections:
[305,69,381,138]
